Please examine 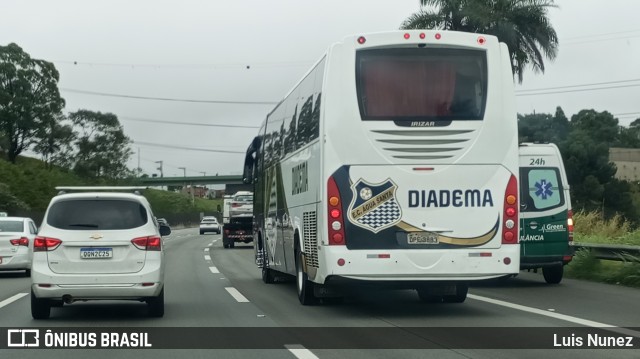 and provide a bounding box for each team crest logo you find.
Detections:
[348,178,402,233]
